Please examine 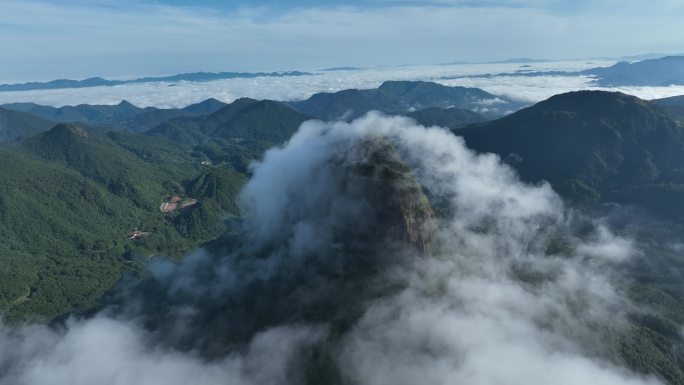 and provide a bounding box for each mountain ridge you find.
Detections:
[0,71,310,92]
